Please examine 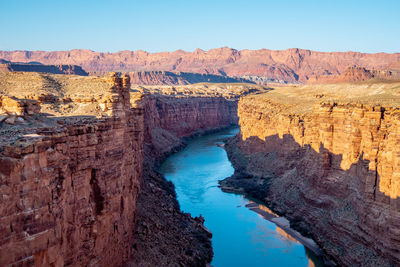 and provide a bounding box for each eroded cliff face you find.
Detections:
[132,82,264,157]
[221,83,400,266]
[308,65,400,84]
[143,94,238,154]
[0,73,144,266]
[130,85,252,266]
[94,71,252,85]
